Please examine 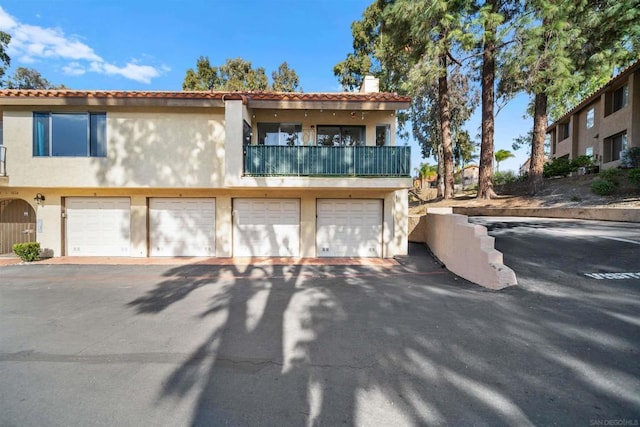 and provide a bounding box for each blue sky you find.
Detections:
[0,0,531,173]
